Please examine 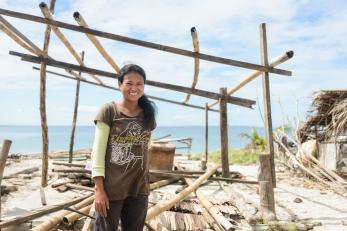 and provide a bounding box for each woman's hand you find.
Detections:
[93,177,110,217]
